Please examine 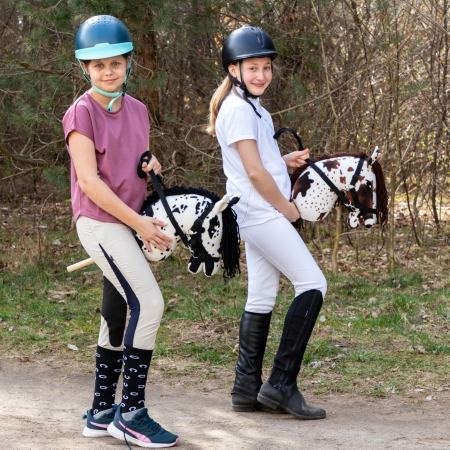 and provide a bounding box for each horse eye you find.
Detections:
[366,181,372,191]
